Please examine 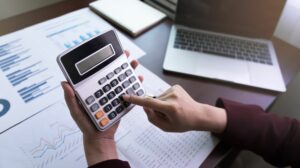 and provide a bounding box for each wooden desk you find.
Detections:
[1,0,300,167]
